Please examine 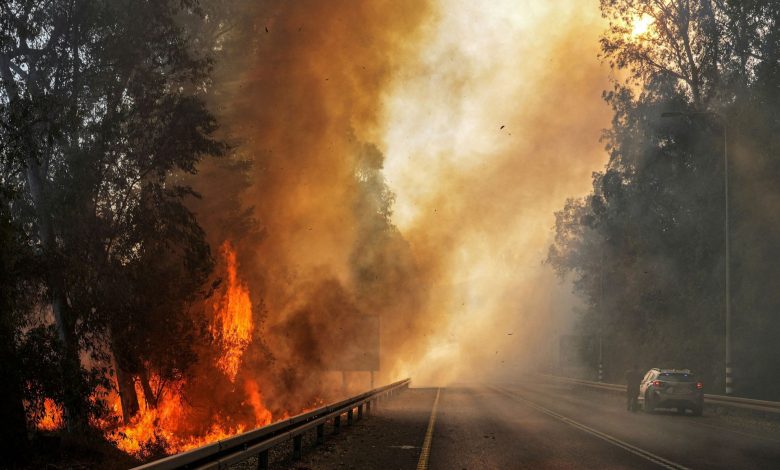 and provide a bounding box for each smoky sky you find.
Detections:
[194,0,614,391]
[381,0,612,383]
